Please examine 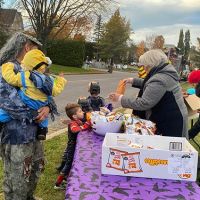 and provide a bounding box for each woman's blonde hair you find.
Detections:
[139,49,168,69]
